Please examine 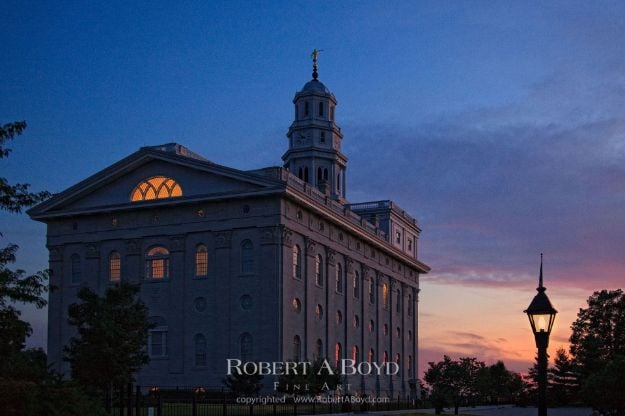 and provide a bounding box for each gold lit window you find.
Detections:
[195,244,208,277]
[146,246,169,279]
[109,251,121,281]
[131,176,183,202]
